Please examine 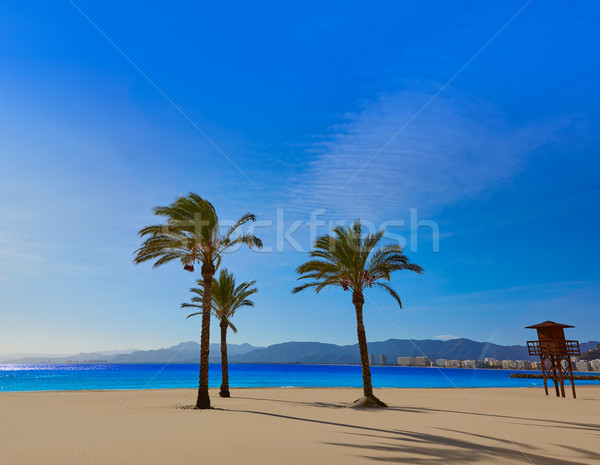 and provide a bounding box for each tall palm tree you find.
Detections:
[292,220,423,407]
[182,269,258,398]
[133,193,262,409]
